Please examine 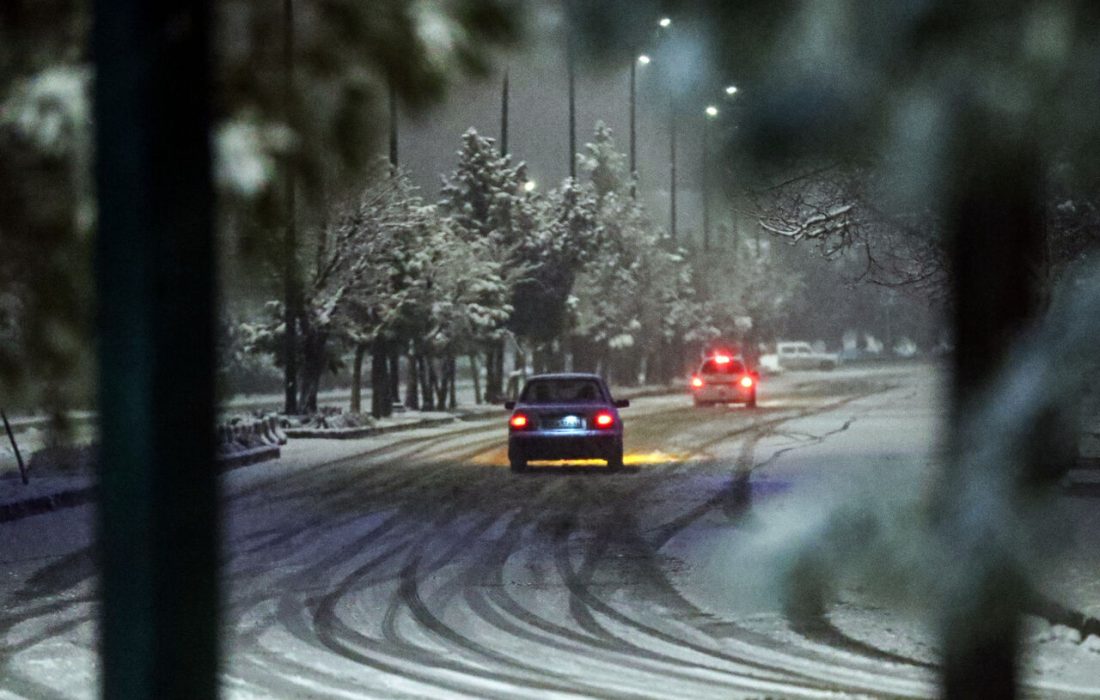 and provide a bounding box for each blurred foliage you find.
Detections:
[0,1,91,409]
[0,0,522,409]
